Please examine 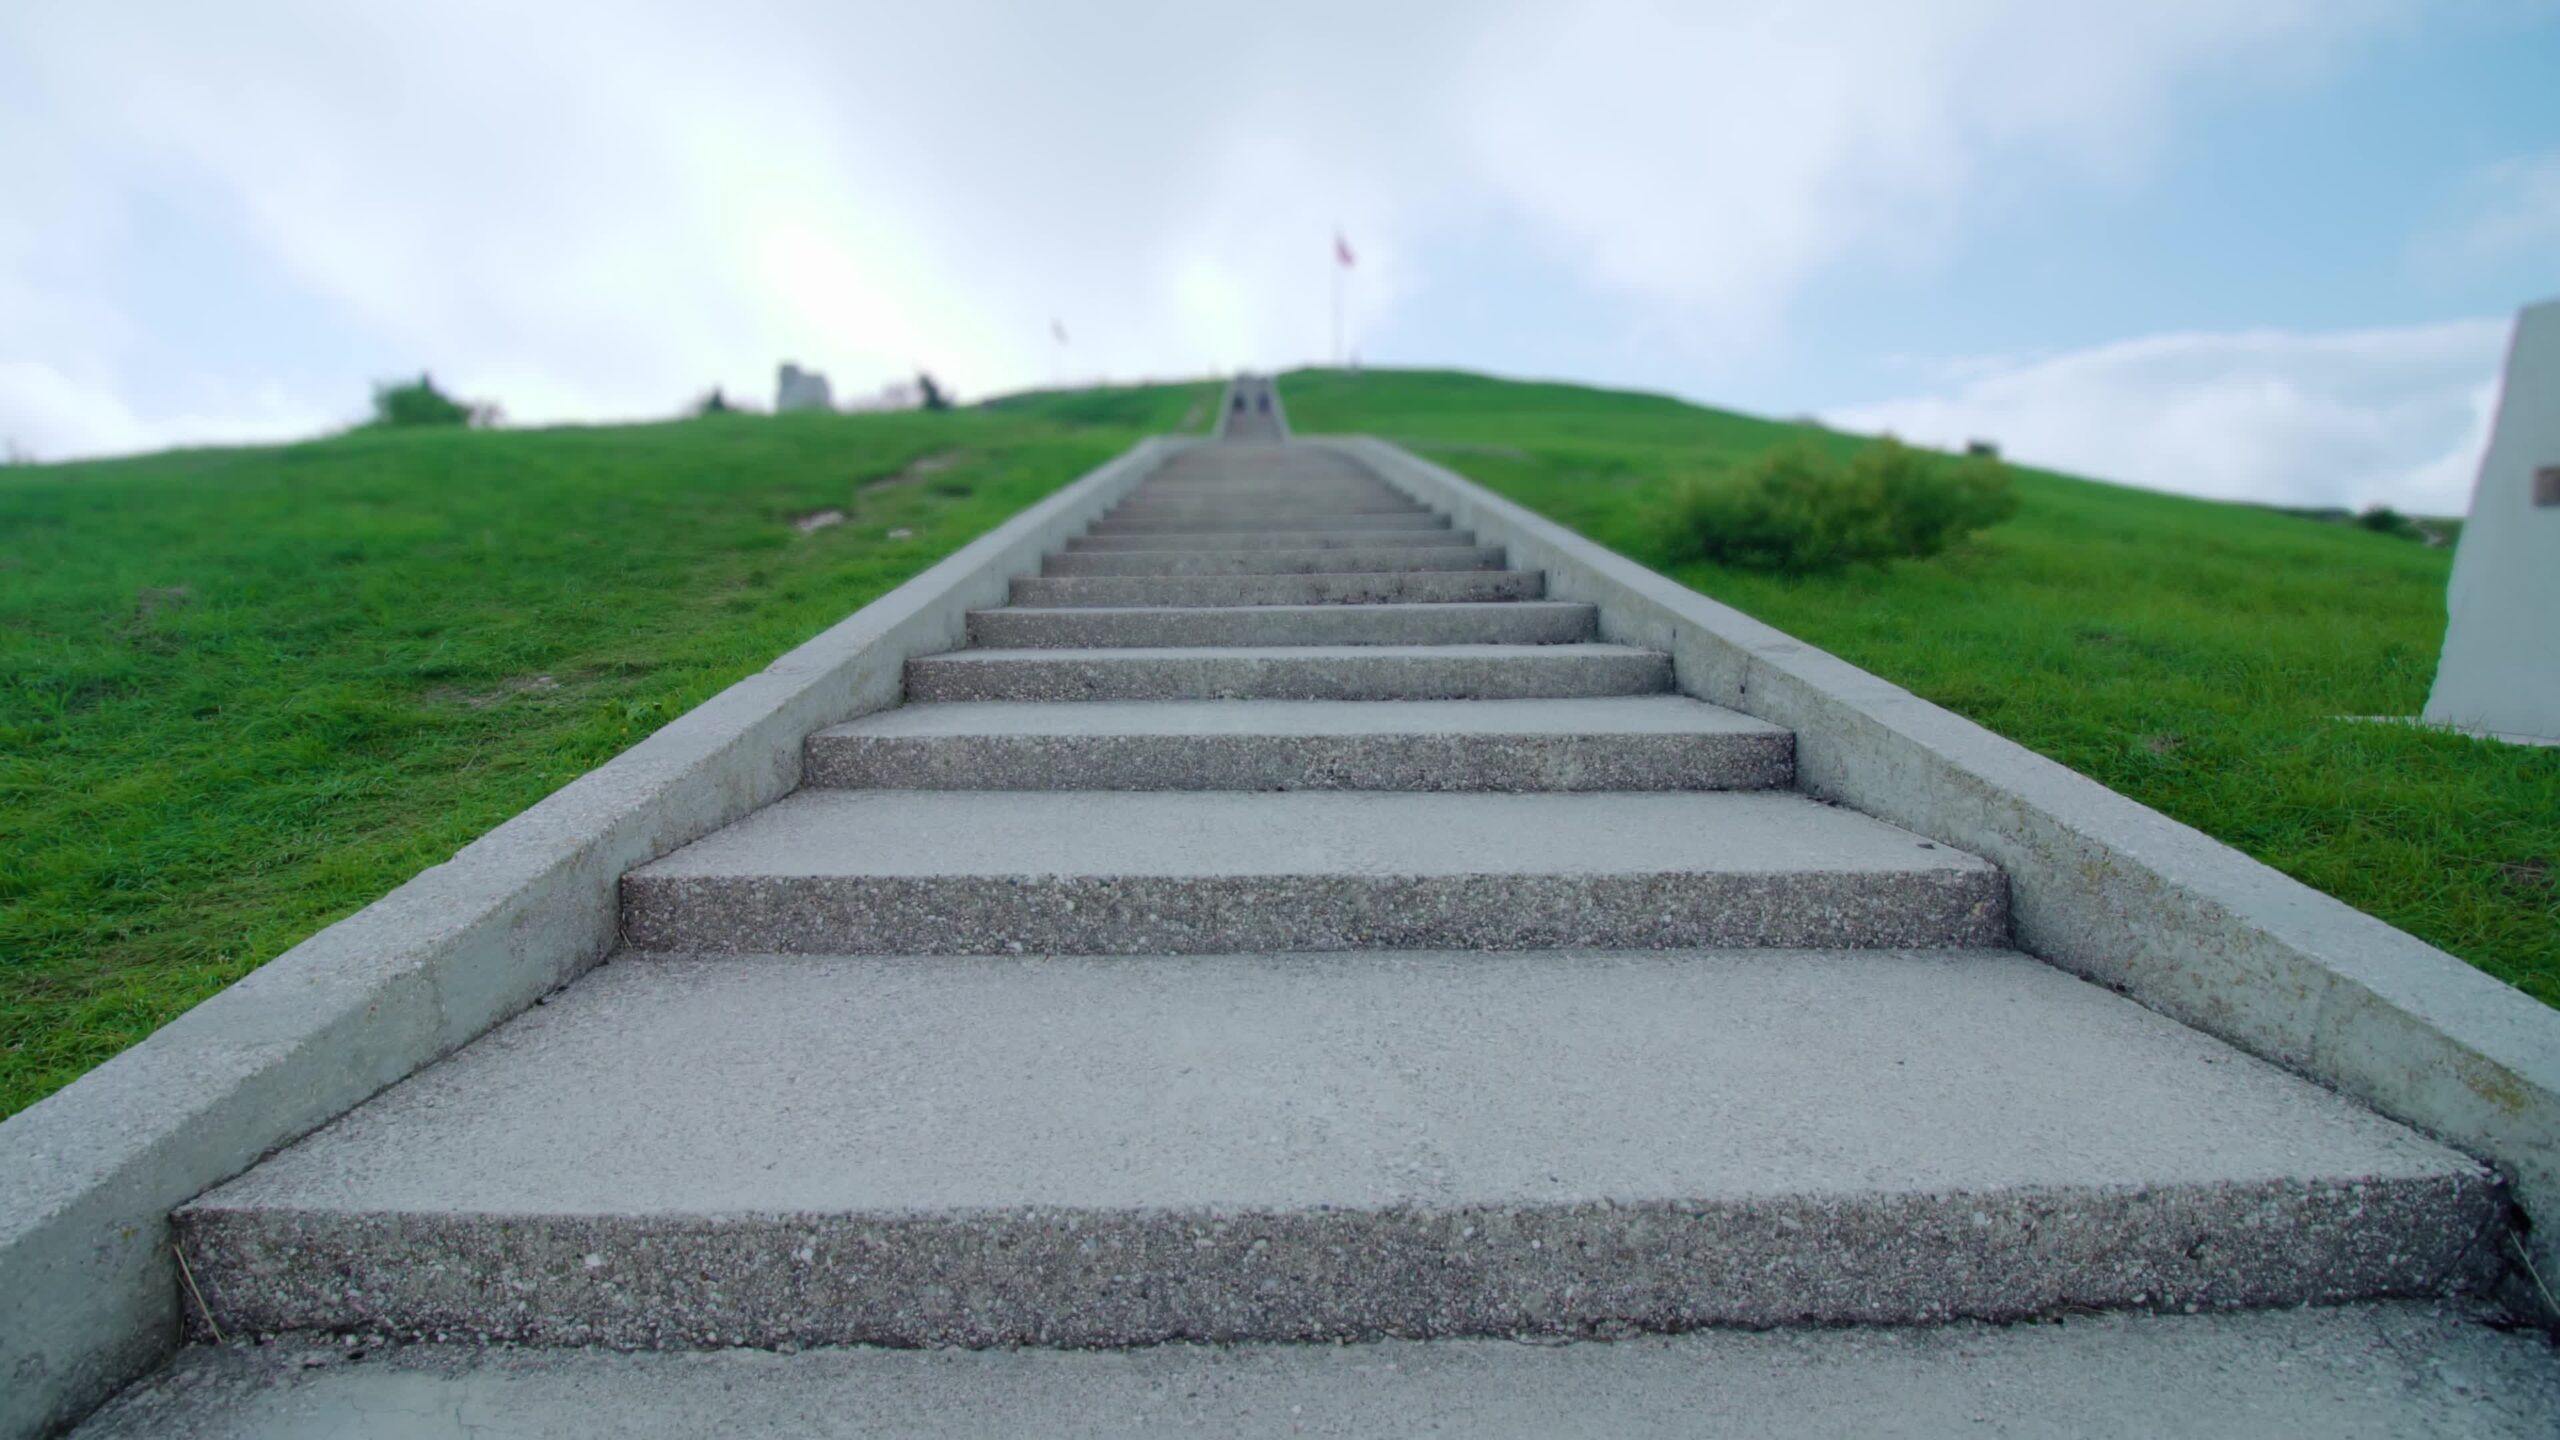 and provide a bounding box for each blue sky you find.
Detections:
[4,1,2556,511]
